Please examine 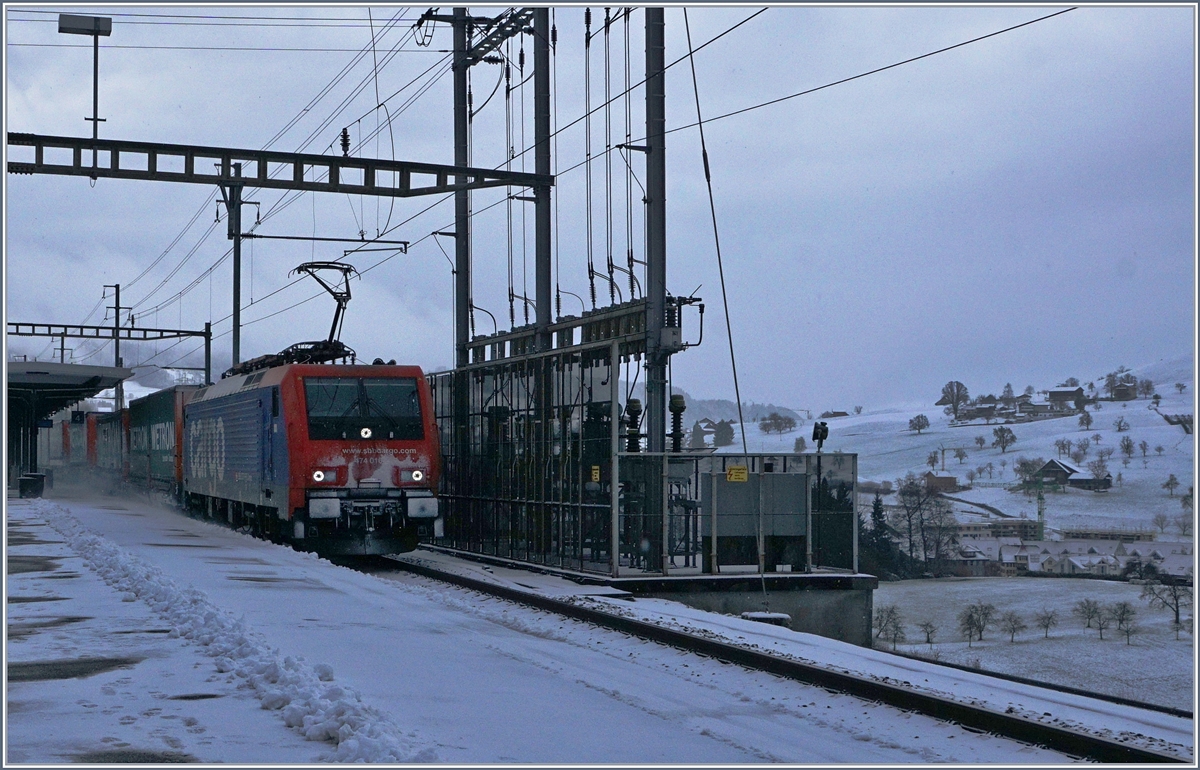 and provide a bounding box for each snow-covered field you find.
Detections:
[875,577,1194,711]
[12,489,1142,764]
[726,356,1195,534]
